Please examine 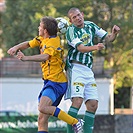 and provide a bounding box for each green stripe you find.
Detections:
[85,112,95,118]
[69,107,78,113]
